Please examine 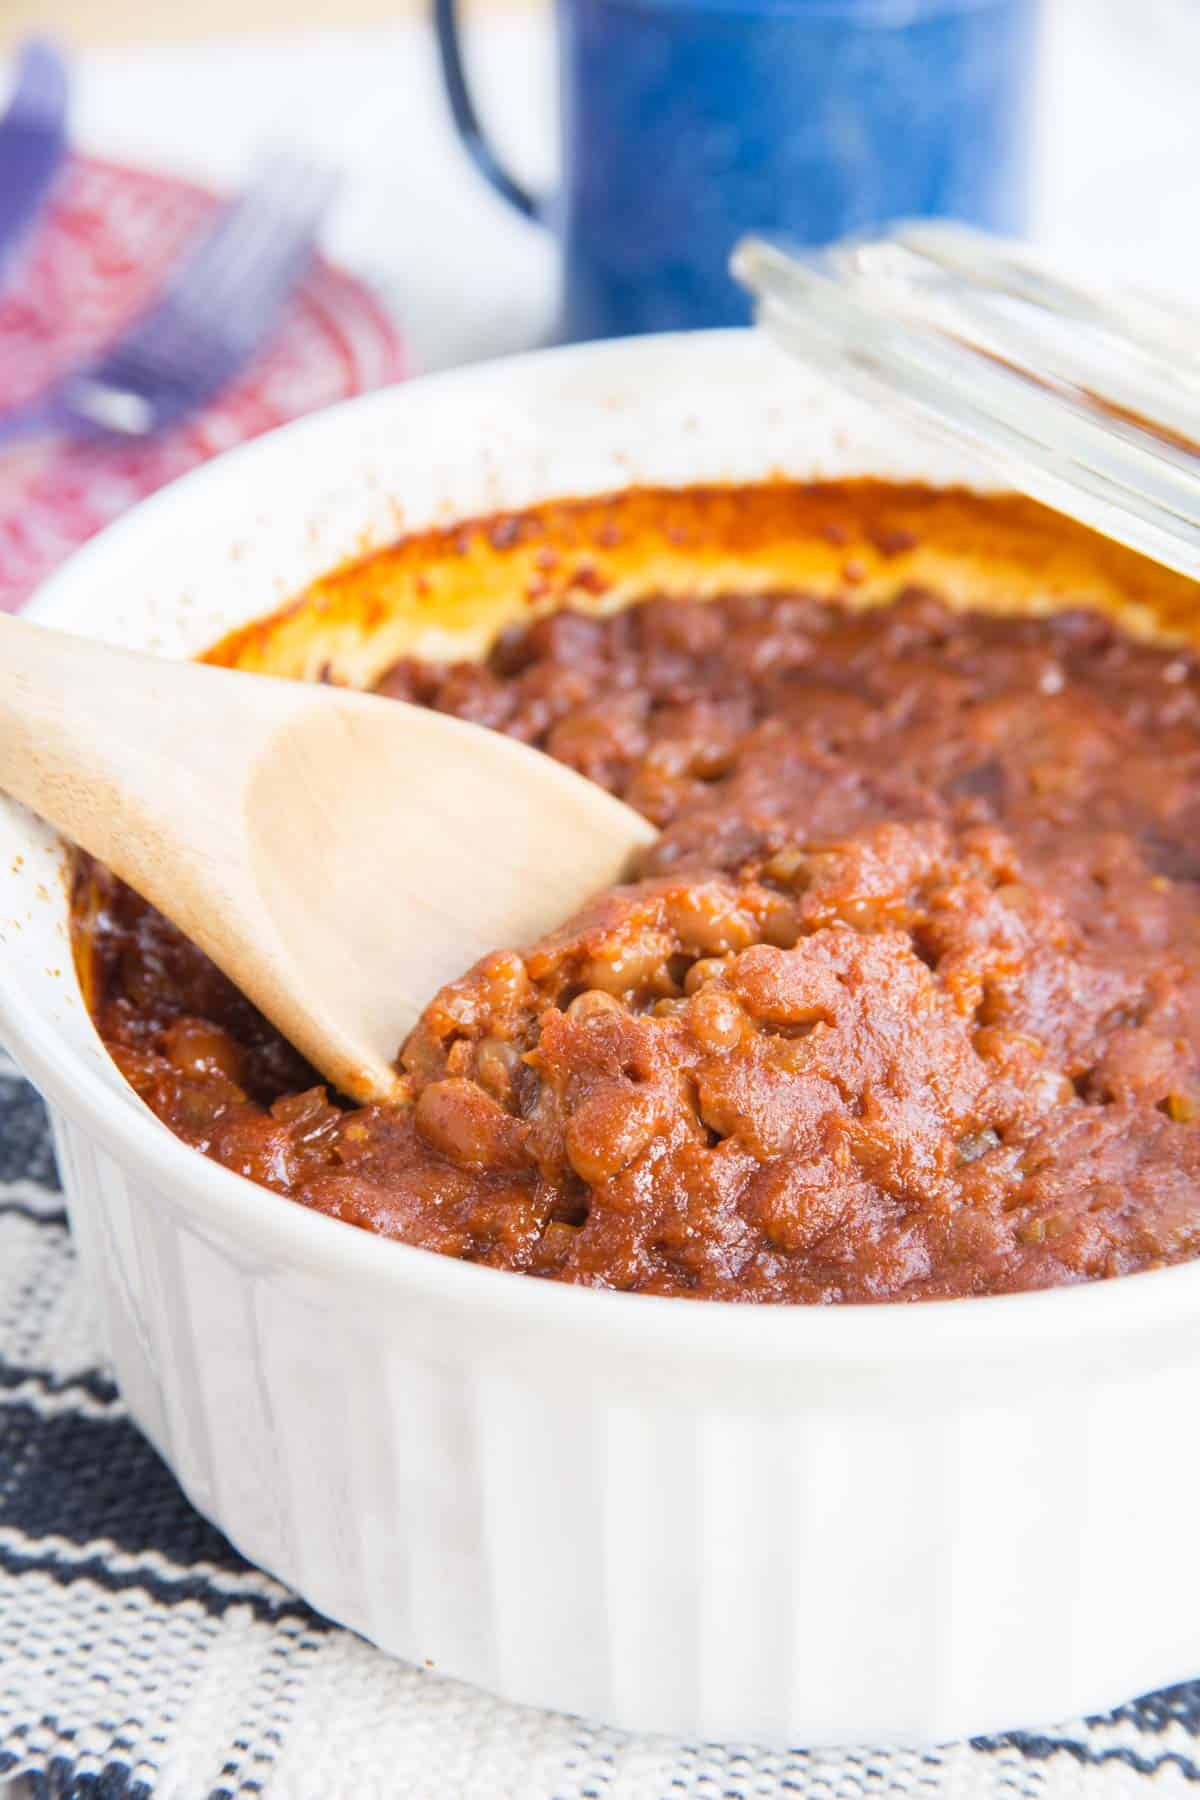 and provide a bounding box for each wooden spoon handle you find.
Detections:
[0,614,417,1100]
[0,613,298,878]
